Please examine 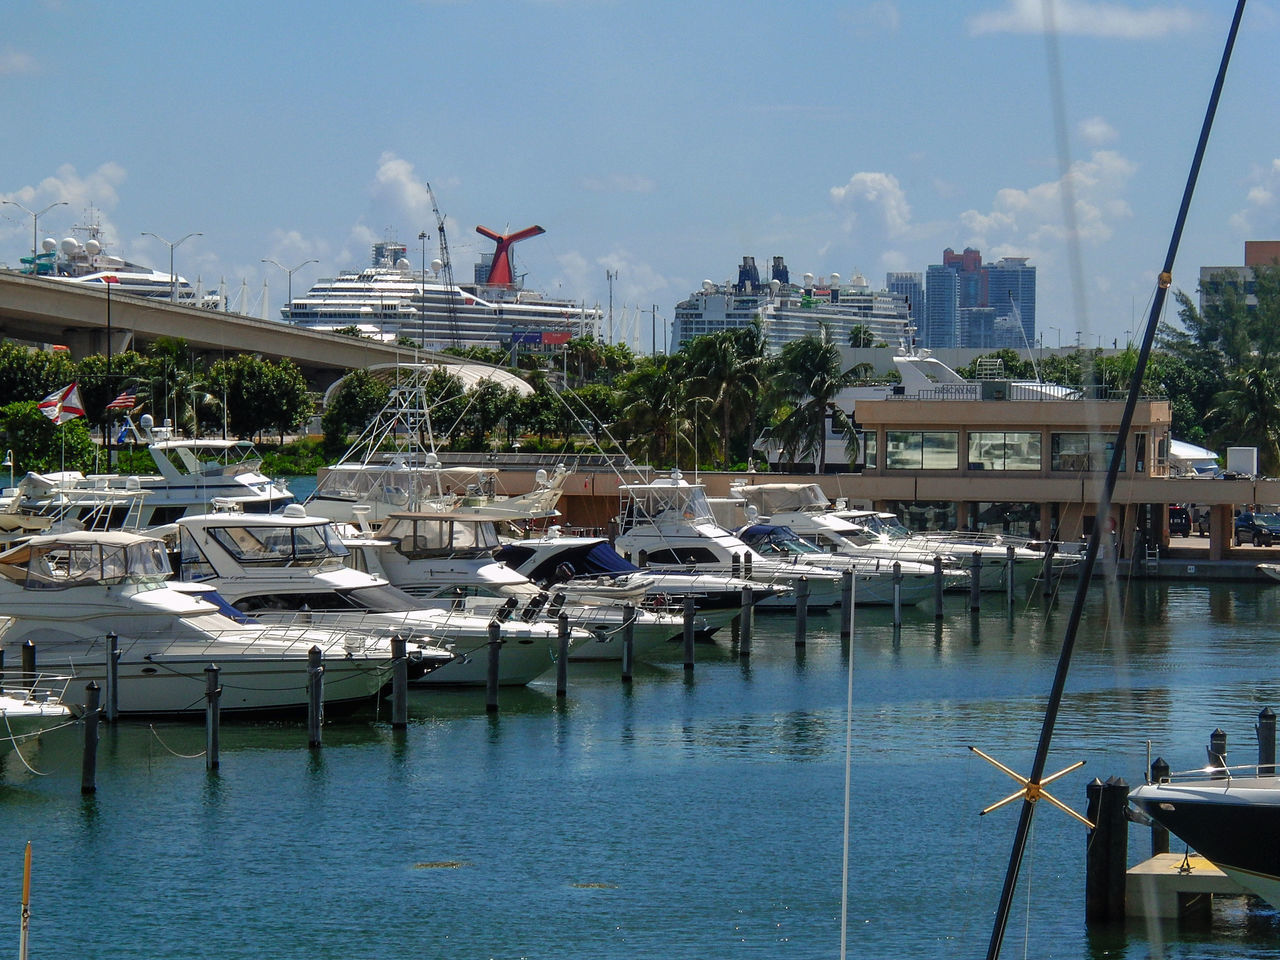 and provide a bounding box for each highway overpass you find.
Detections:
[0,270,455,390]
